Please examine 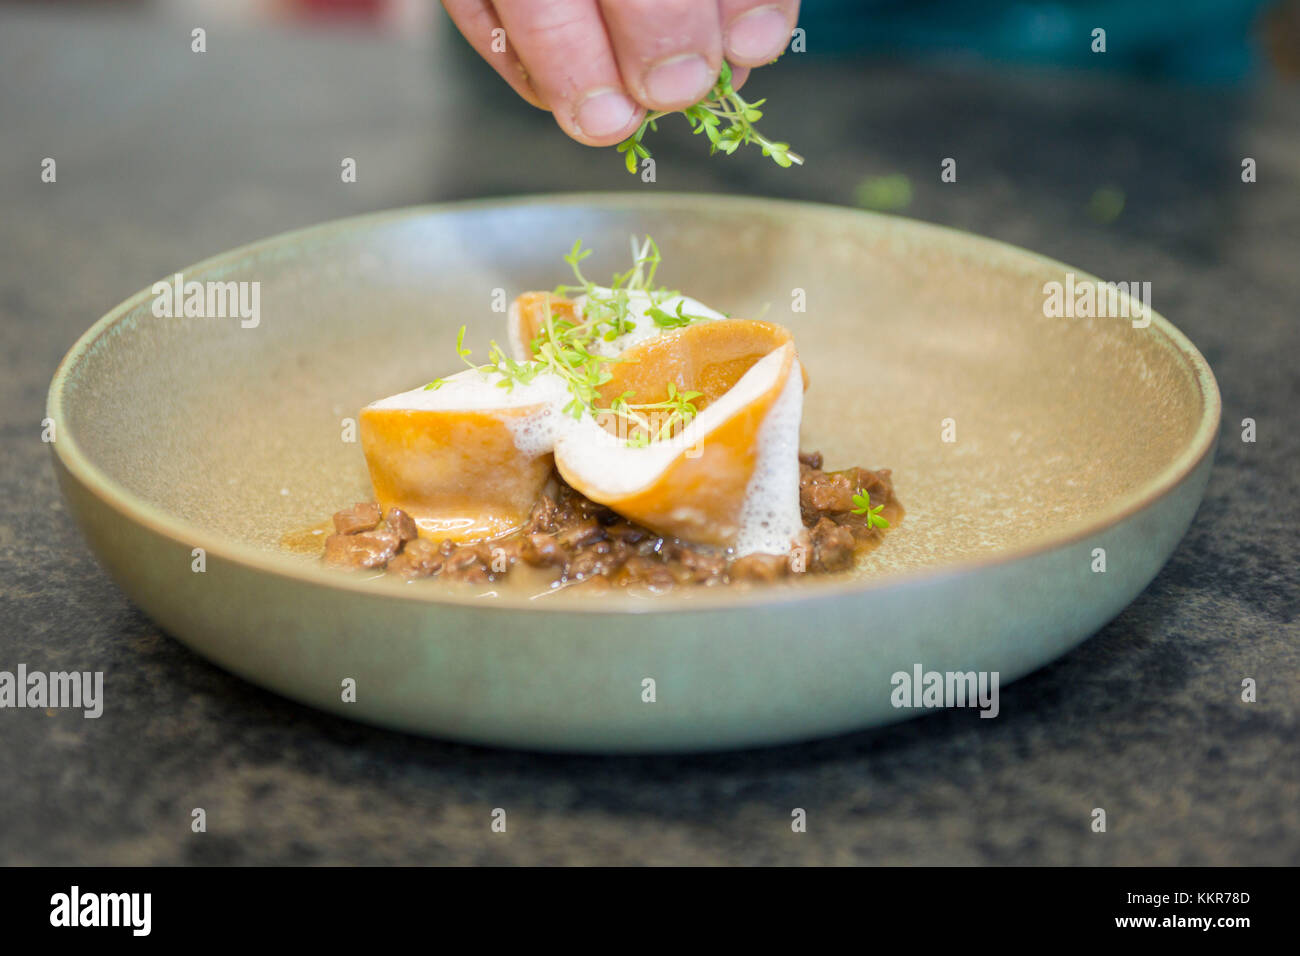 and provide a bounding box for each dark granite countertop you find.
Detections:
[1,8,1296,865]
